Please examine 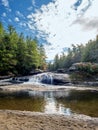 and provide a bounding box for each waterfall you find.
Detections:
[24,73,71,86]
[41,73,53,84]
[28,75,42,84]
[27,73,53,85]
